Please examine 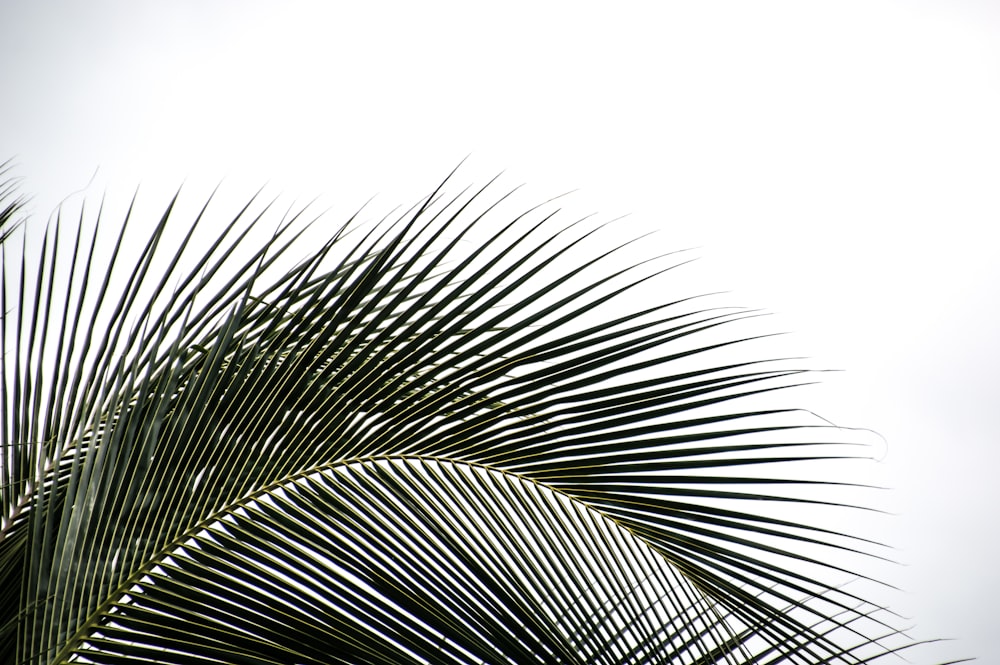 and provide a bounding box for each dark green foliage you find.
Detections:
[0,165,967,664]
